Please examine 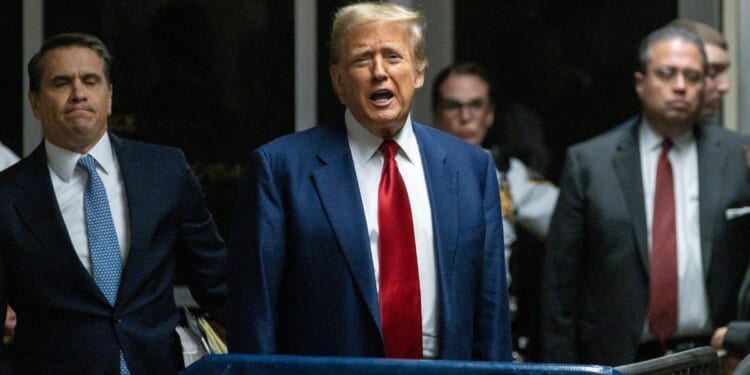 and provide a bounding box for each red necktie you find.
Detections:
[377,140,422,359]
[648,138,678,342]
